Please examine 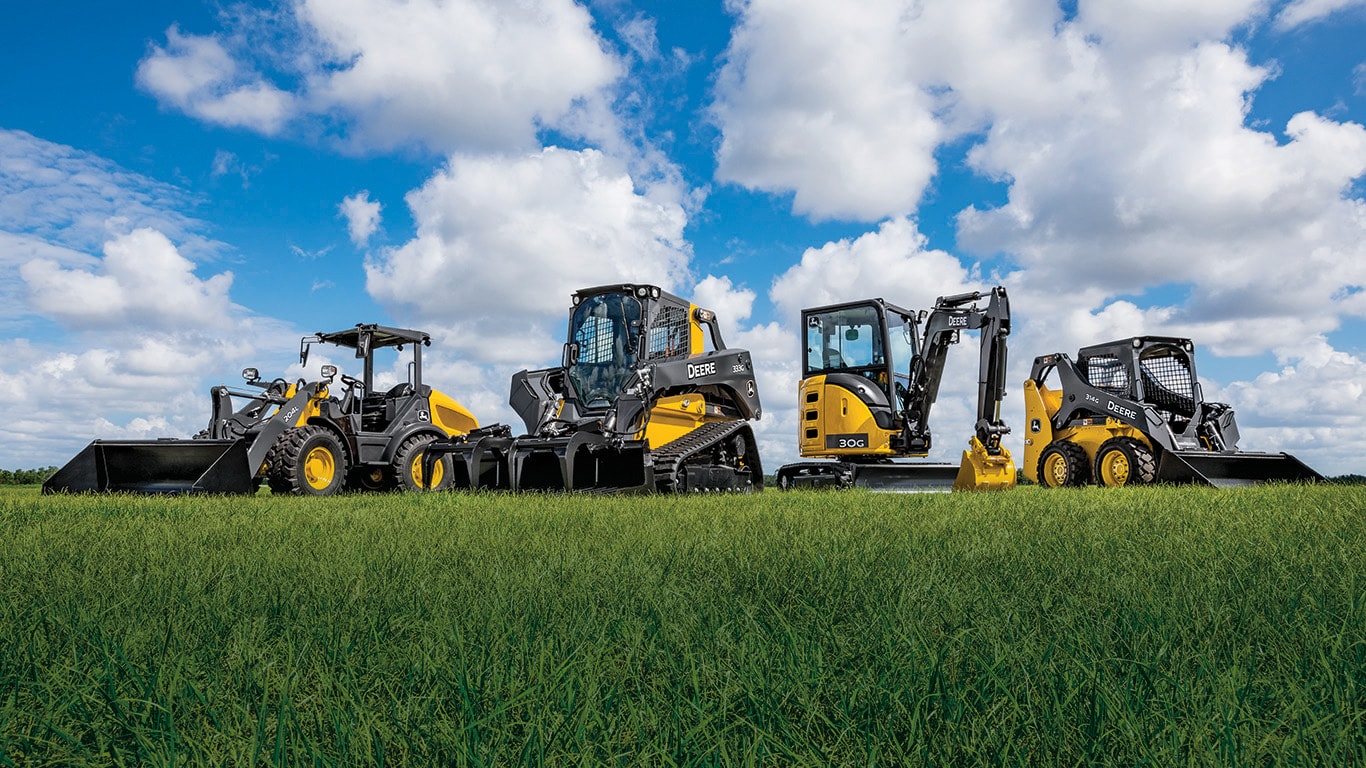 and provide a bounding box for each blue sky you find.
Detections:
[2,0,1365,475]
